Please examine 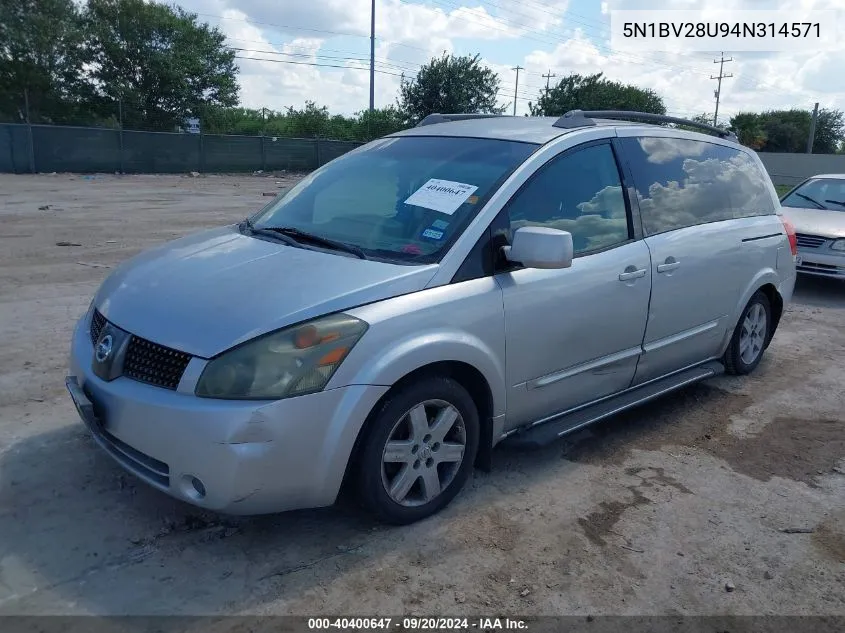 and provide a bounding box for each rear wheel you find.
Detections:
[724,290,771,375]
[357,377,479,524]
